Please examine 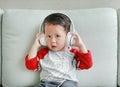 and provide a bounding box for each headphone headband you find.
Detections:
[39,19,75,33]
